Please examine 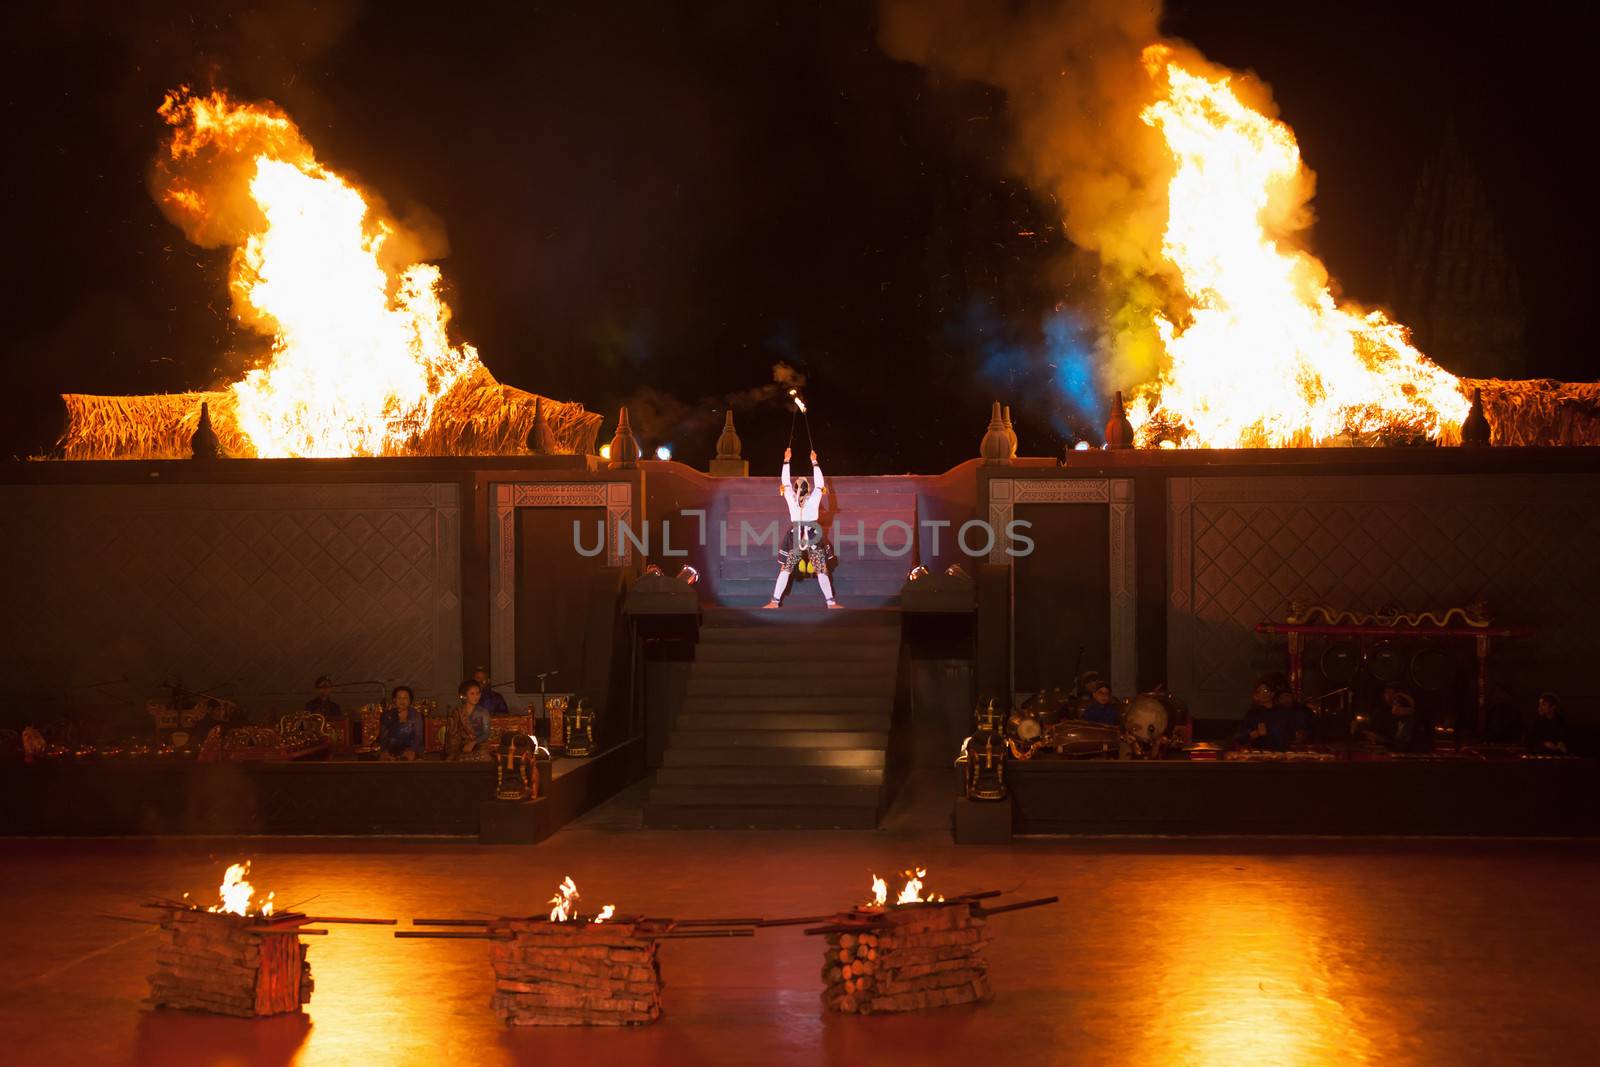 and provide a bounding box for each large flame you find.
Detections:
[155,89,482,458]
[207,861,274,917]
[1128,48,1469,448]
[547,876,614,923]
